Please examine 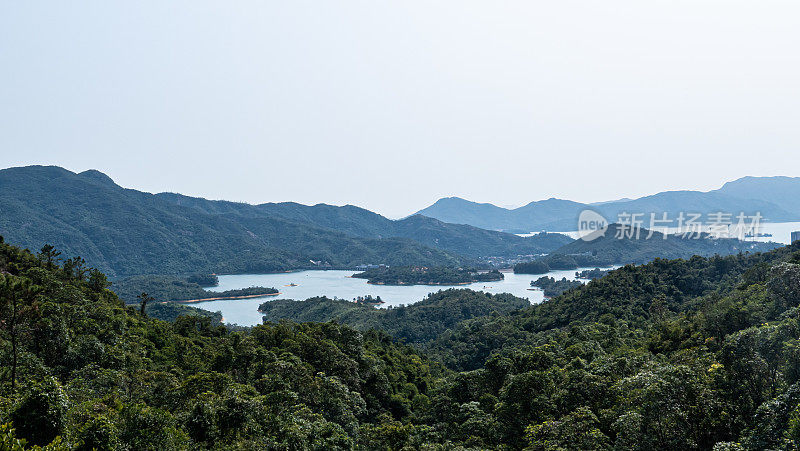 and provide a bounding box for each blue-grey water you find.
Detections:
[190,220,800,327]
[195,267,609,326]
